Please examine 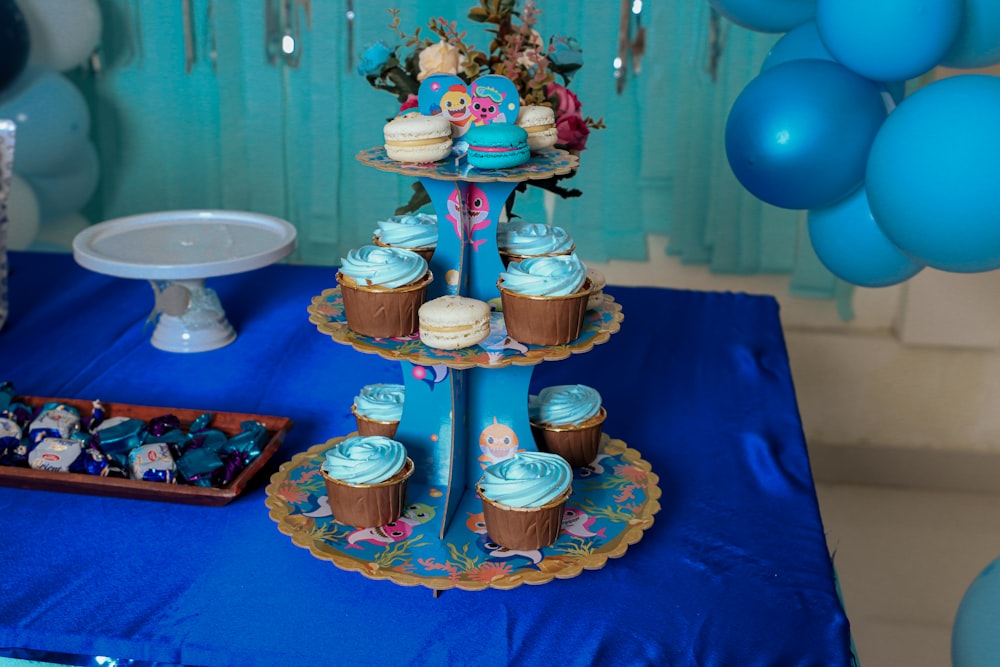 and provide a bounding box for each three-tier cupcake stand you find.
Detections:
[265,147,660,592]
